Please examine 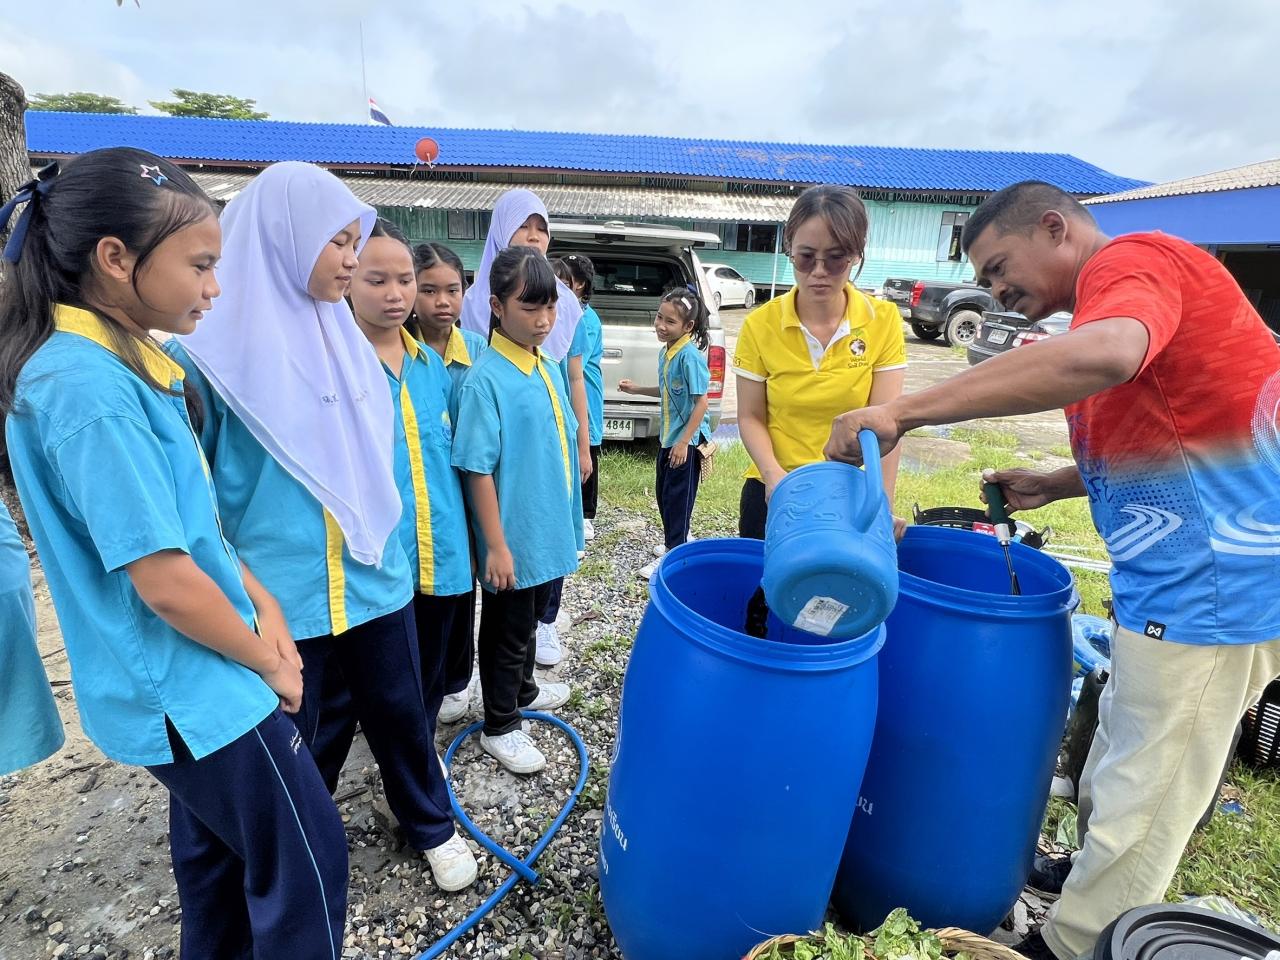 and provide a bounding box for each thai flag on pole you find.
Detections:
[368,98,392,126]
